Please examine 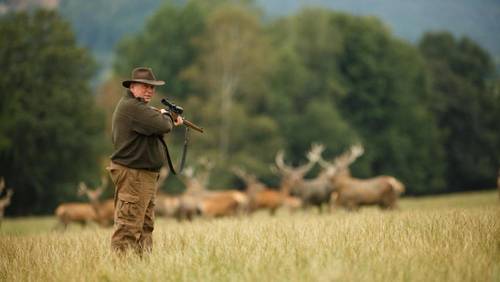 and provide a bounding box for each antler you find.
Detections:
[232,166,266,194]
[0,191,13,210]
[231,166,258,185]
[274,150,292,174]
[98,175,108,192]
[198,157,215,171]
[306,143,325,163]
[78,182,88,196]
[182,166,195,178]
[275,143,324,177]
[0,177,4,195]
[0,178,13,210]
[78,180,105,203]
[197,157,214,188]
[317,153,337,177]
[333,144,364,170]
[295,143,324,176]
[180,166,205,193]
